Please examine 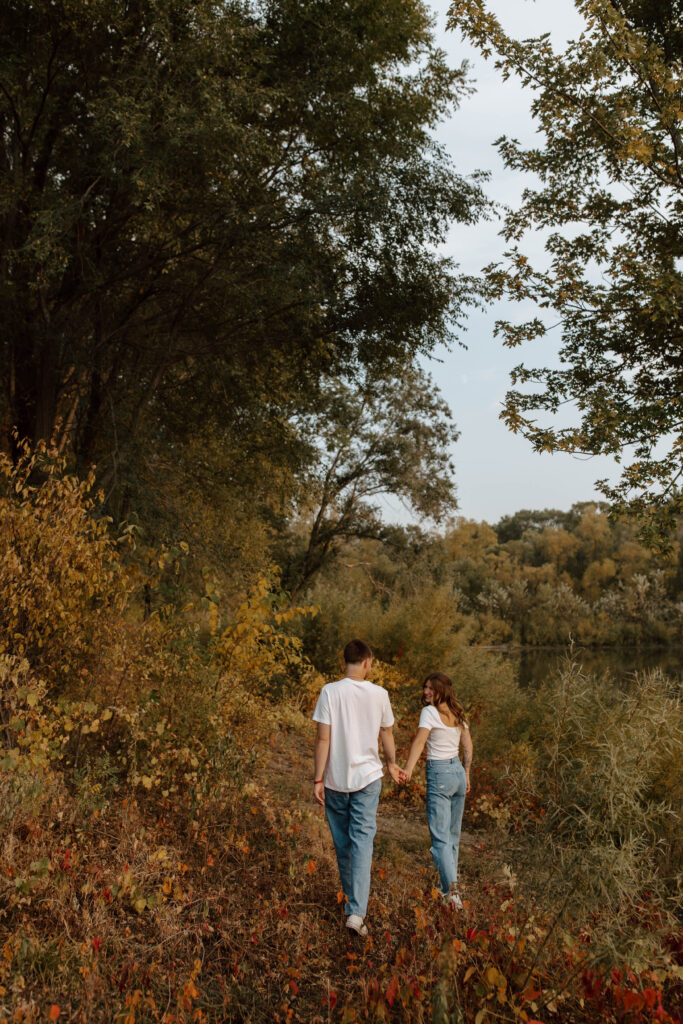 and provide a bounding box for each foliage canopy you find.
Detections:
[1,0,485,529]
[450,0,683,544]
